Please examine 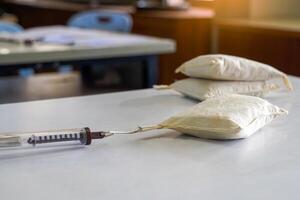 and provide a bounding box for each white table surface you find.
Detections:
[0,26,175,65]
[0,77,299,200]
